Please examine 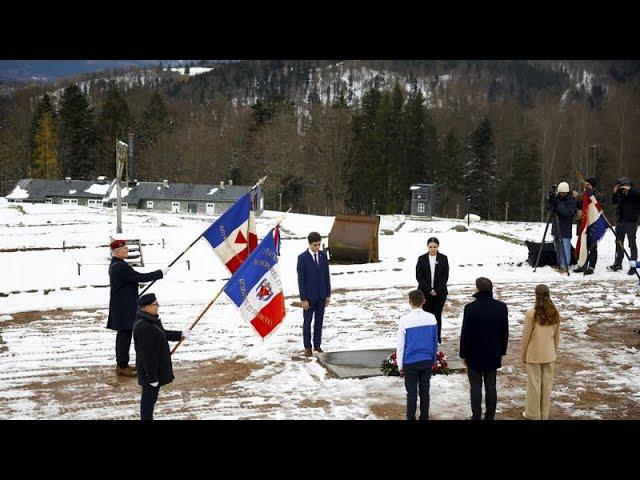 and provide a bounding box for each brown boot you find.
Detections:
[314,348,324,353]
[115,365,137,377]
[304,349,313,357]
